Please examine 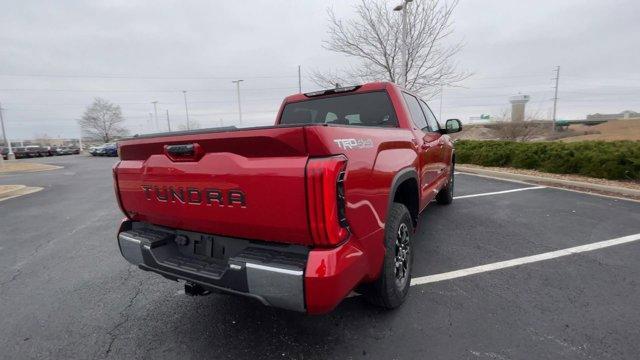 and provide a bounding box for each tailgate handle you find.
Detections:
[164,143,203,161]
